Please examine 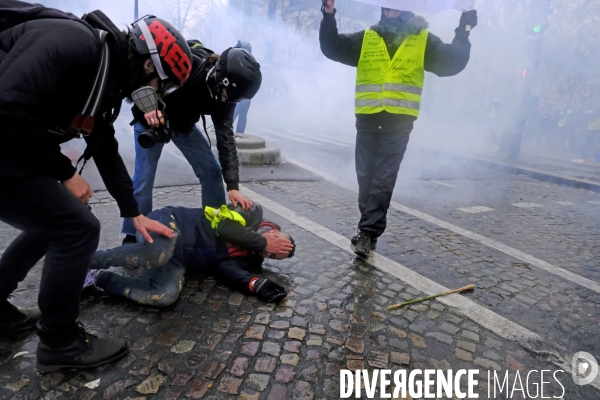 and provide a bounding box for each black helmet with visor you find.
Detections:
[206,47,262,103]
